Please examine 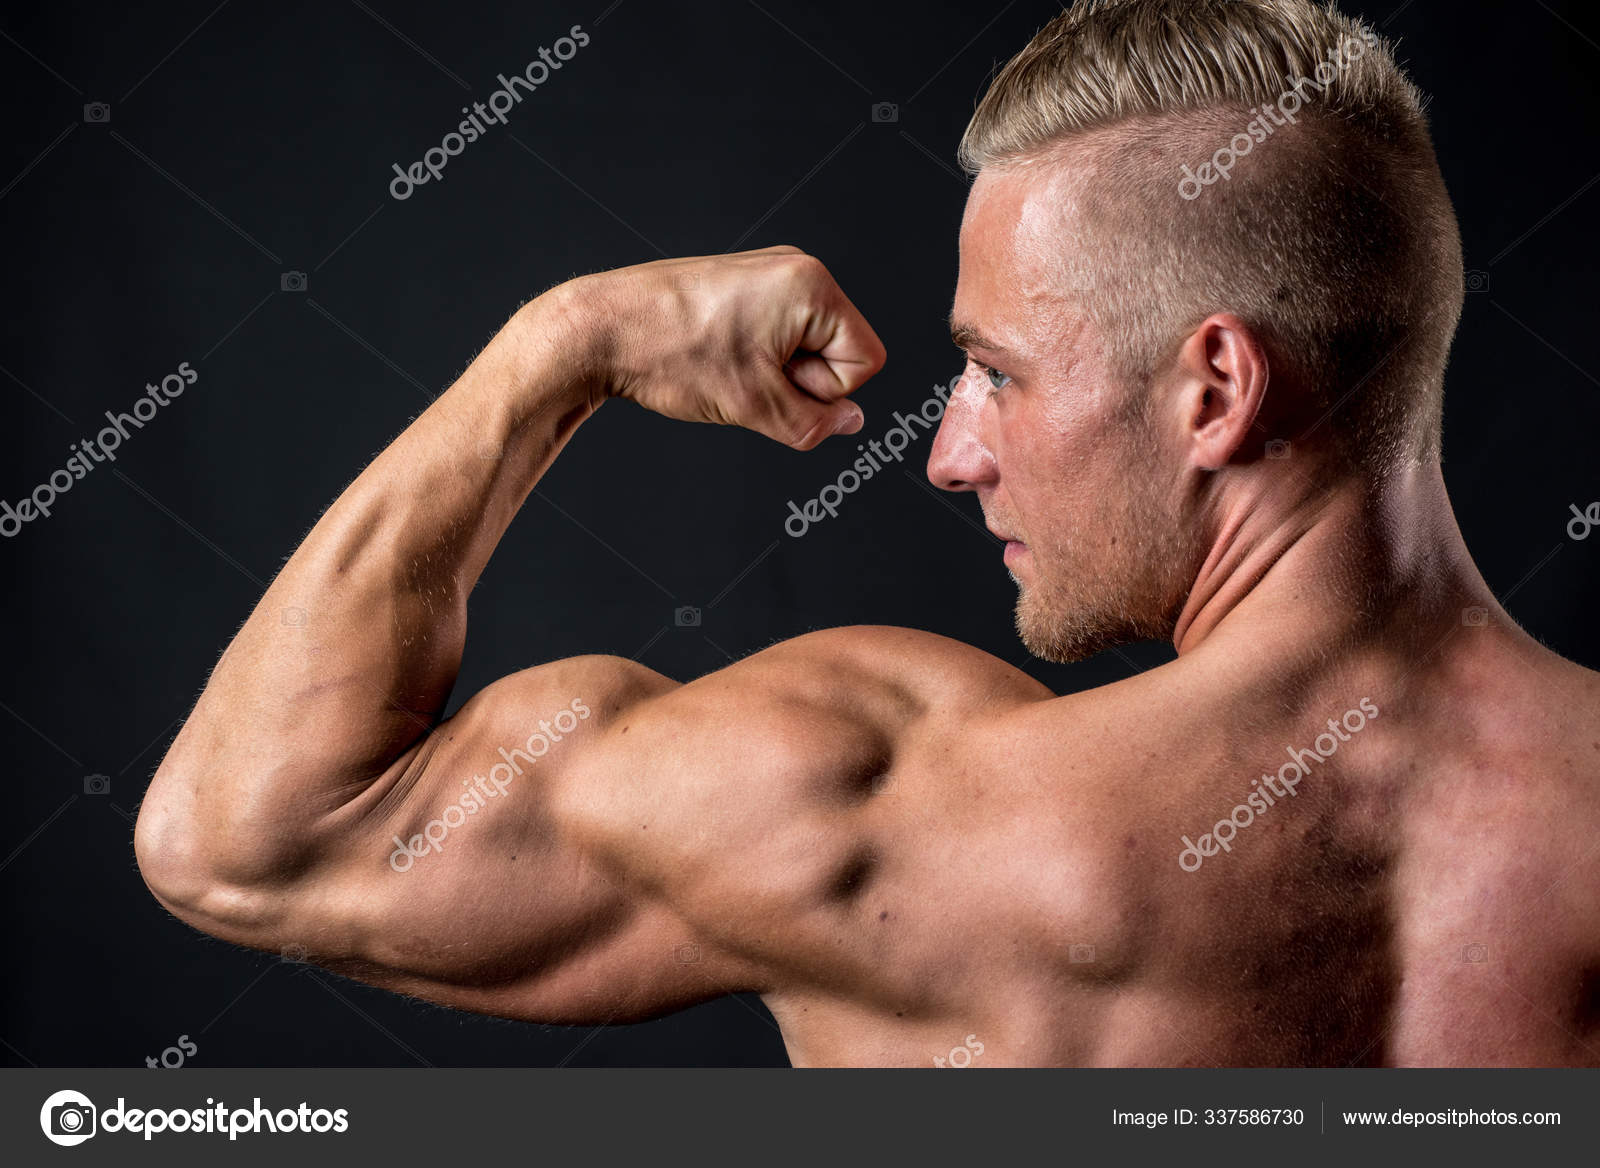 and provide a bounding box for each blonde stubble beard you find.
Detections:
[1013,435,1202,664]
